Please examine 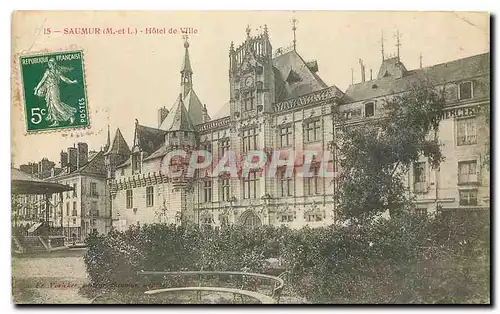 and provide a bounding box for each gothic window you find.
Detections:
[219,178,230,202]
[279,125,293,147]
[126,190,133,209]
[458,81,473,100]
[219,138,230,158]
[304,119,321,143]
[72,201,77,216]
[457,118,477,145]
[241,210,262,227]
[304,167,321,196]
[459,189,478,206]
[364,102,375,117]
[242,128,258,152]
[66,203,70,217]
[279,170,293,197]
[243,172,259,199]
[146,186,154,207]
[203,141,212,154]
[243,91,255,111]
[132,153,141,173]
[73,183,77,197]
[203,180,212,203]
